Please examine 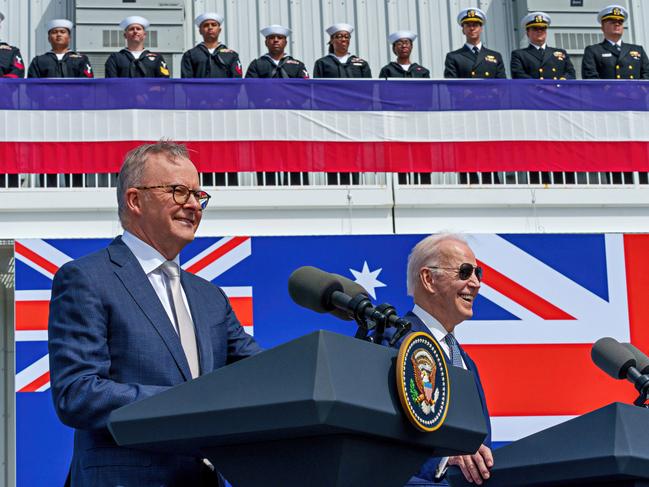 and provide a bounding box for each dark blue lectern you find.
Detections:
[108,330,488,487]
